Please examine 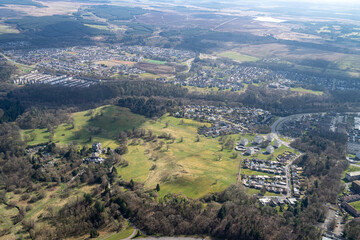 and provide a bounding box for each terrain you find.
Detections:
[0,0,360,239]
